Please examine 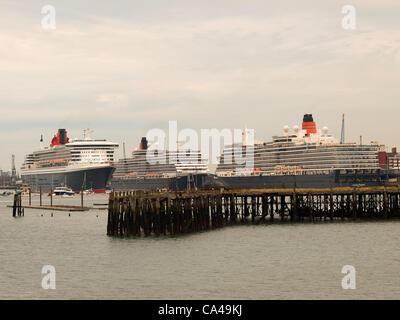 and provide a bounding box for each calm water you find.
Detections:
[0,193,399,300]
